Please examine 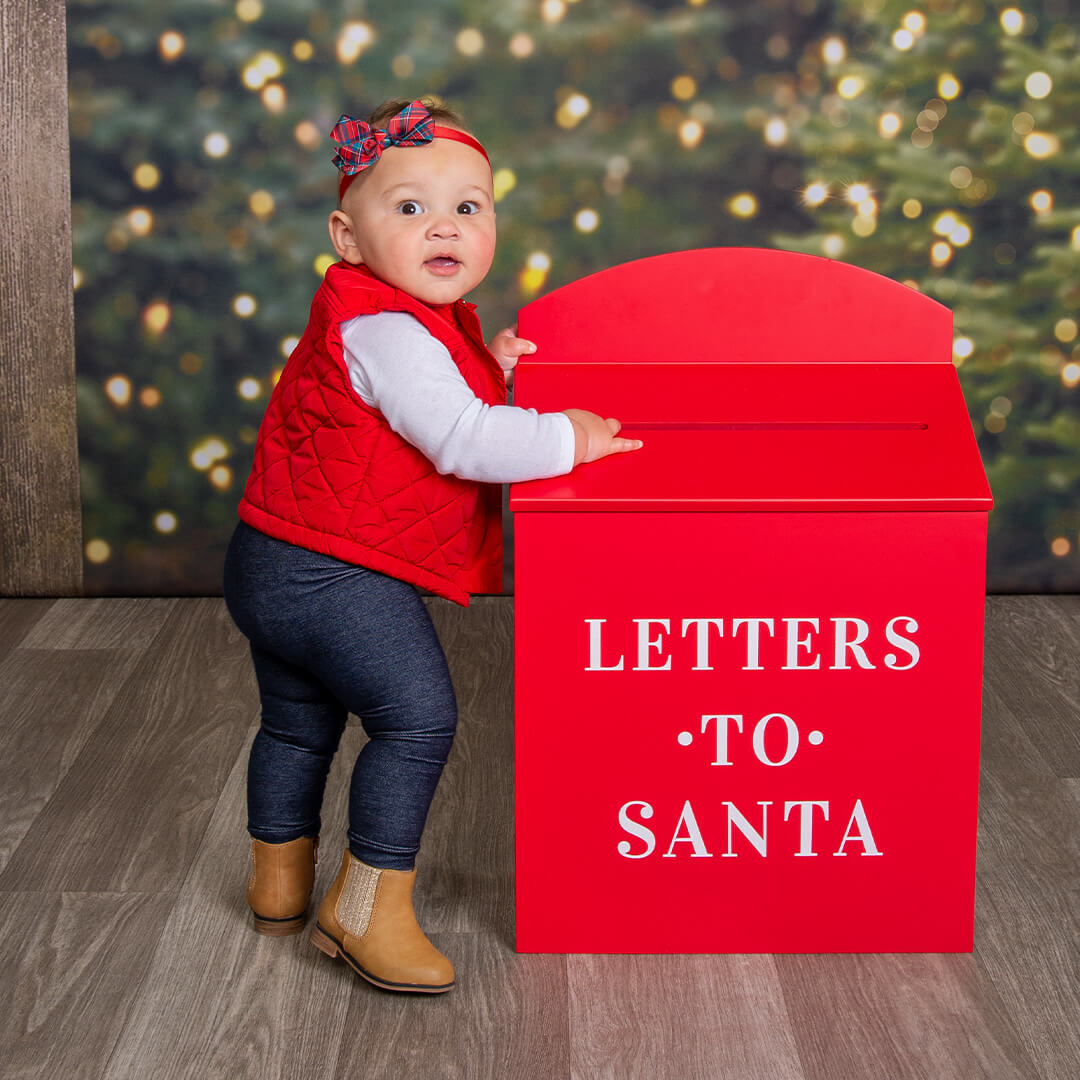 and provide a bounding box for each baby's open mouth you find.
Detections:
[425,256,461,275]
